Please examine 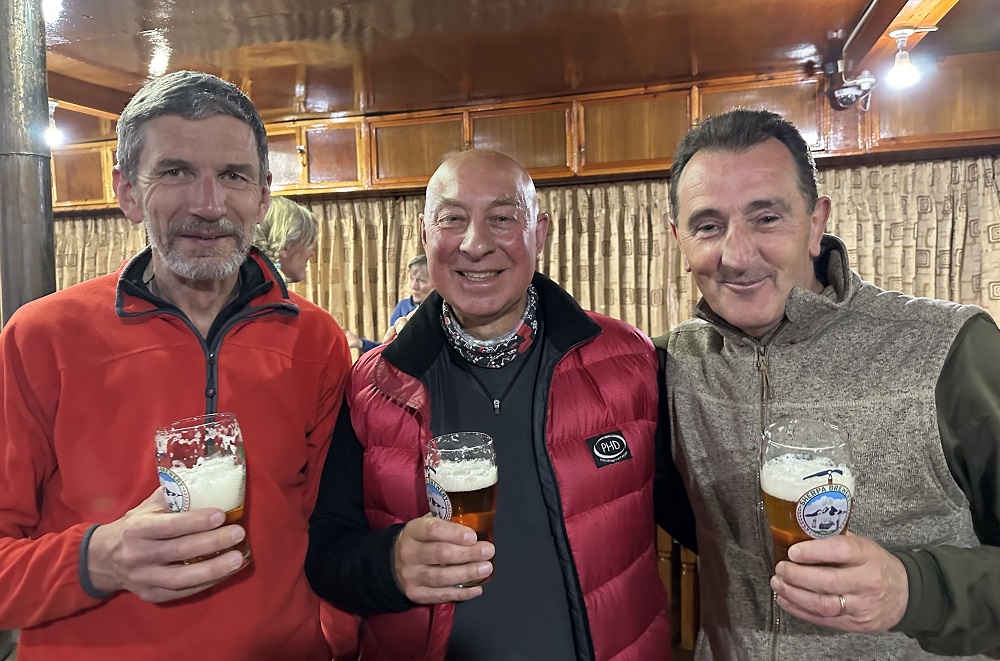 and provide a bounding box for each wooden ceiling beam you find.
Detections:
[844,0,963,78]
[46,72,132,119]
